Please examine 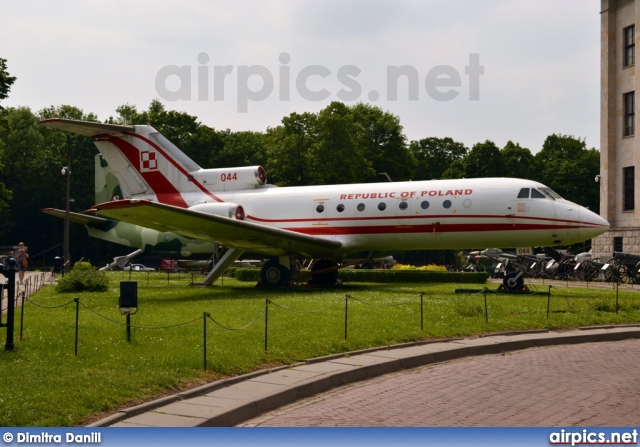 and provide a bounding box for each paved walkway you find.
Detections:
[240,338,640,426]
[93,325,640,427]
[0,270,51,313]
